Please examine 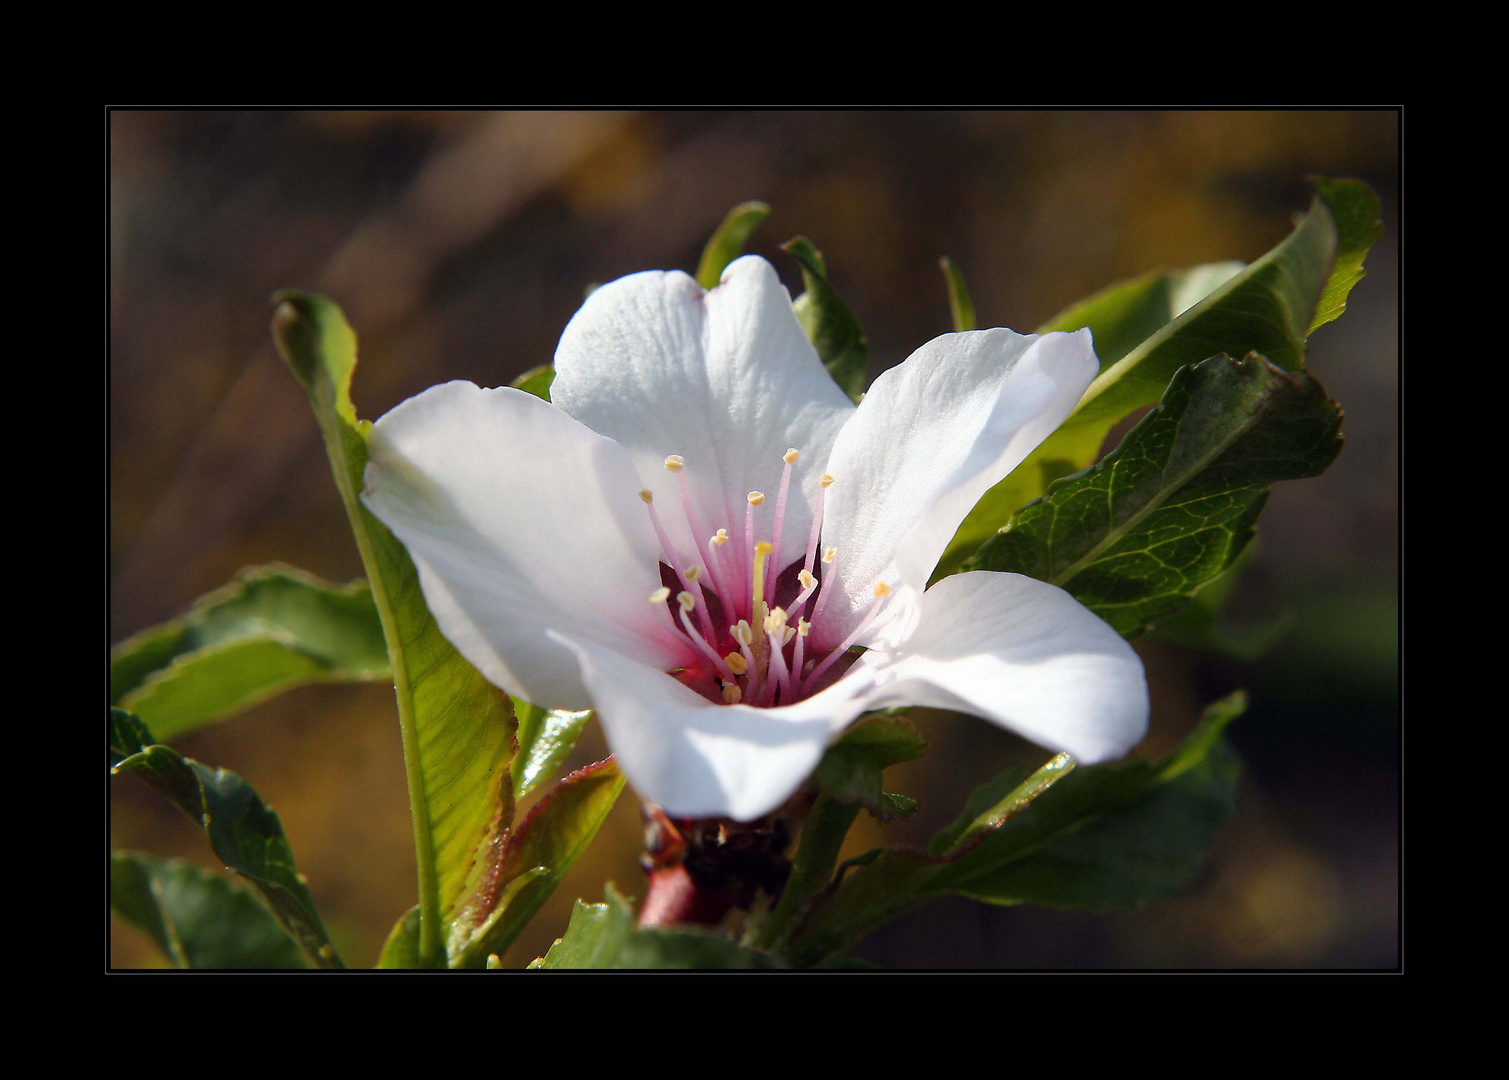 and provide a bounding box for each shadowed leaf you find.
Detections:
[111,851,307,969]
[110,709,341,968]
